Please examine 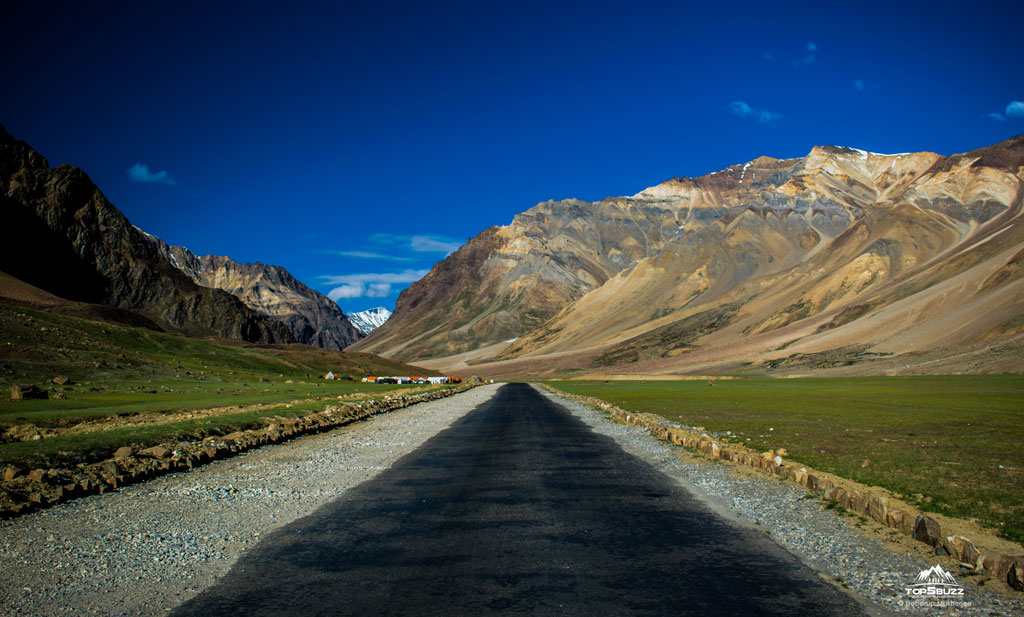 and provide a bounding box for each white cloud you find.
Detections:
[410,235,462,253]
[323,250,412,261]
[367,233,463,254]
[327,282,394,300]
[984,100,1024,122]
[127,163,176,185]
[322,269,428,298]
[327,284,366,300]
[729,101,754,117]
[794,42,817,66]
[320,269,429,286]
[729,101,783,124]
[854,79,879,91]
[367,283,392,296]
